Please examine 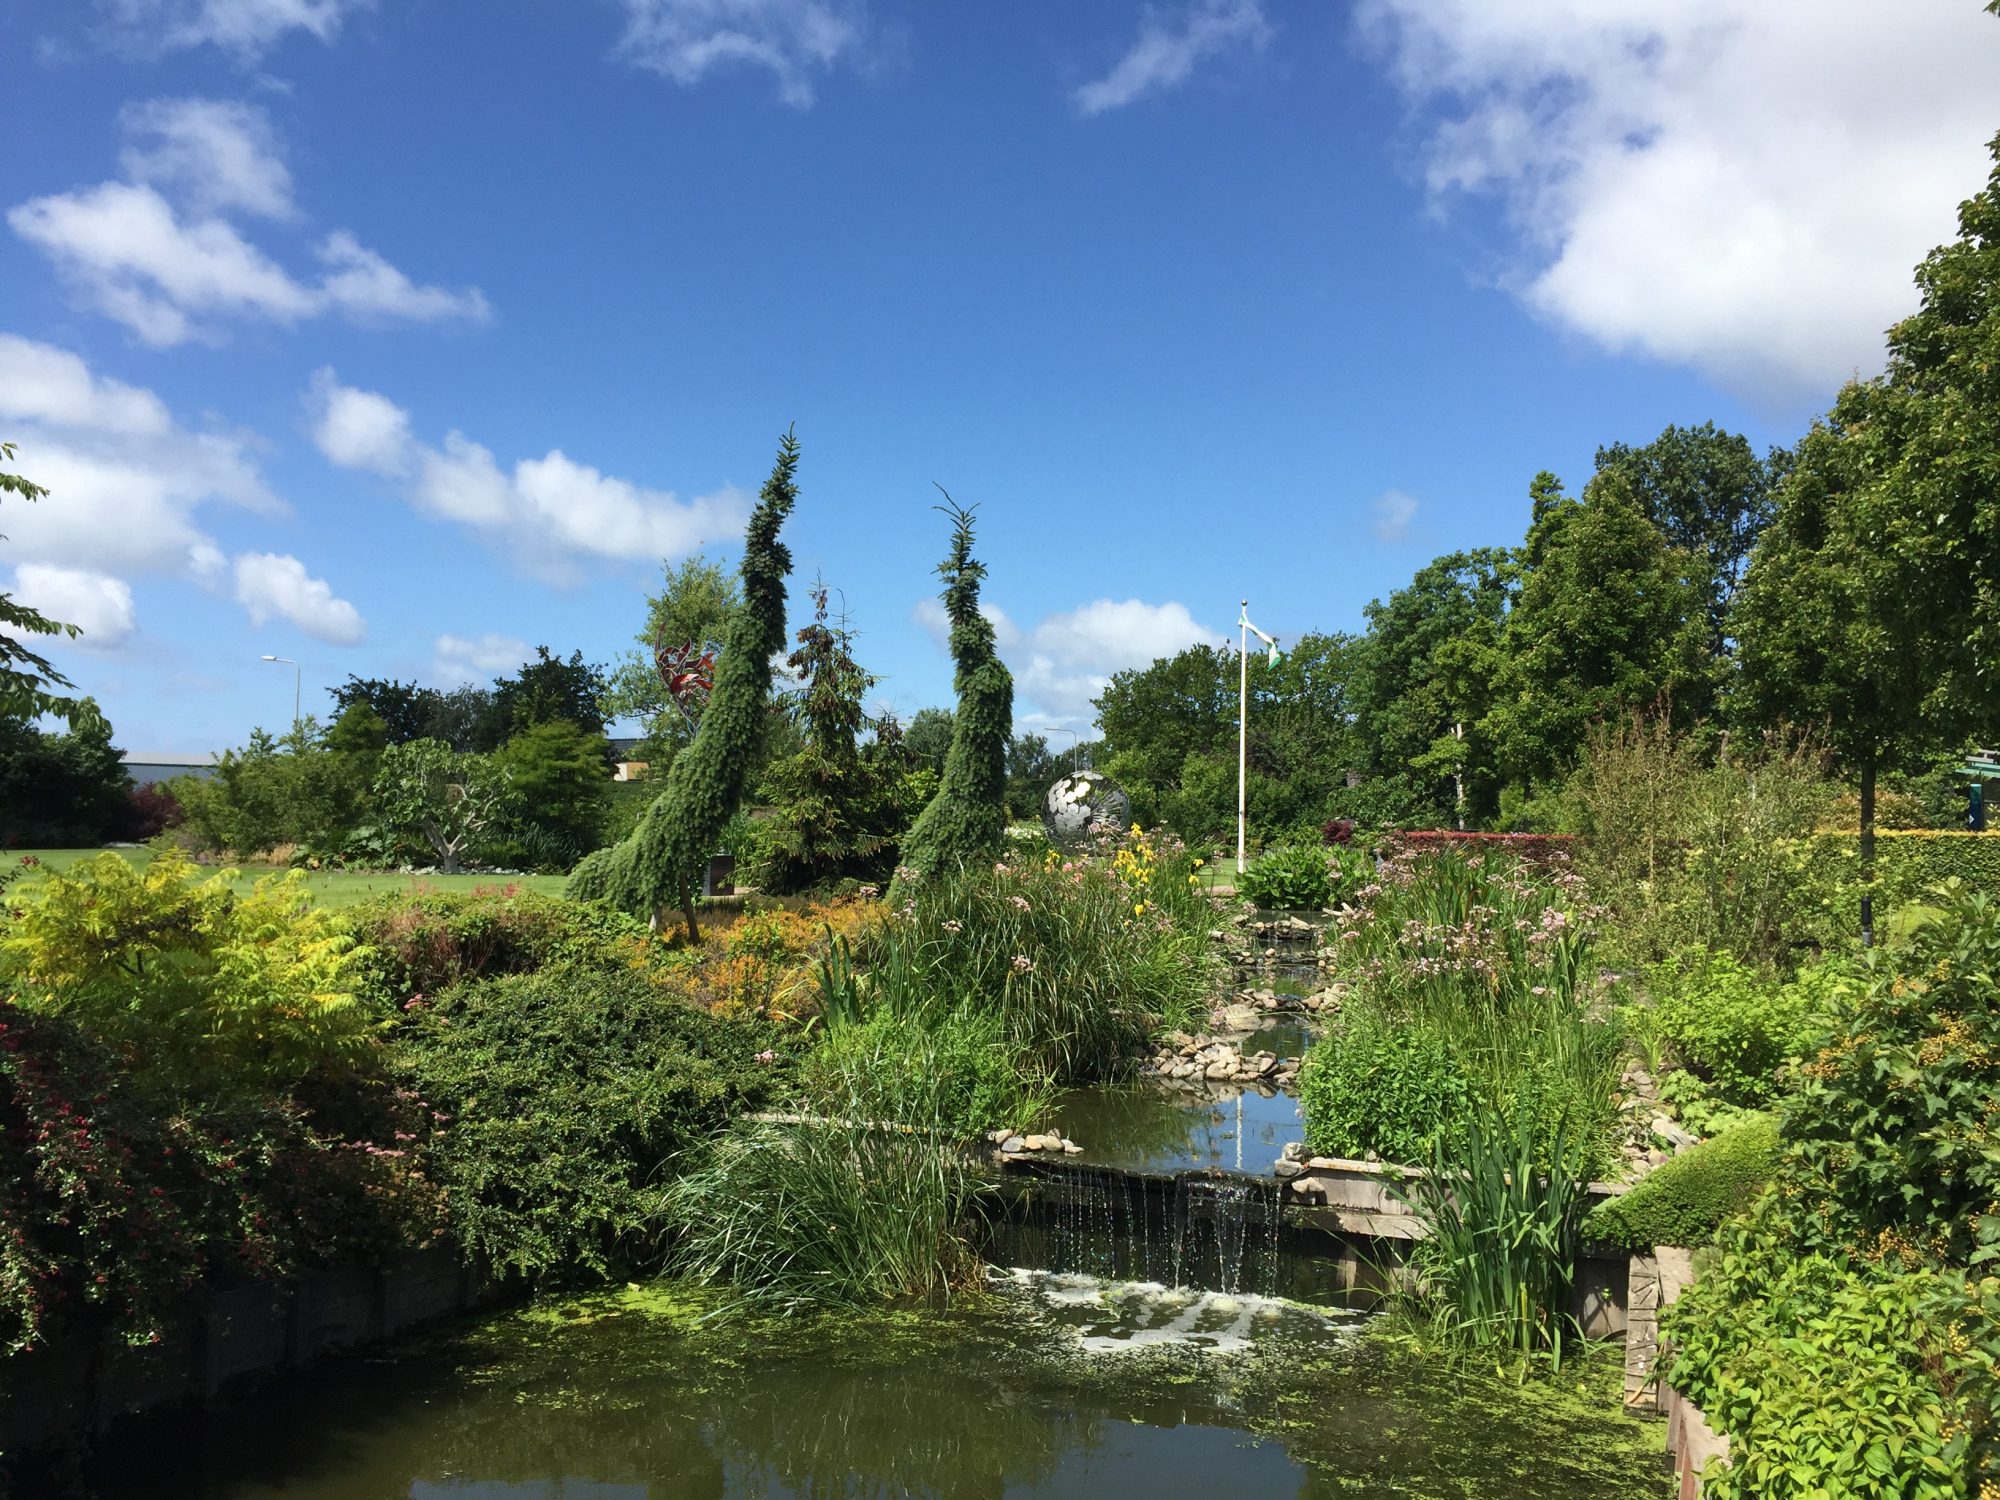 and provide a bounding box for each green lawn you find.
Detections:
[3,848,570,908]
